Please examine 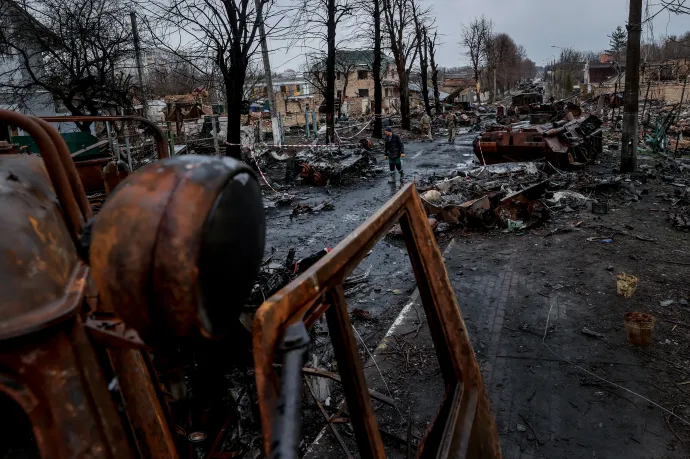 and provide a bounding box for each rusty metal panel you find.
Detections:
[0,154,81,339]
[253,183,501,458]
